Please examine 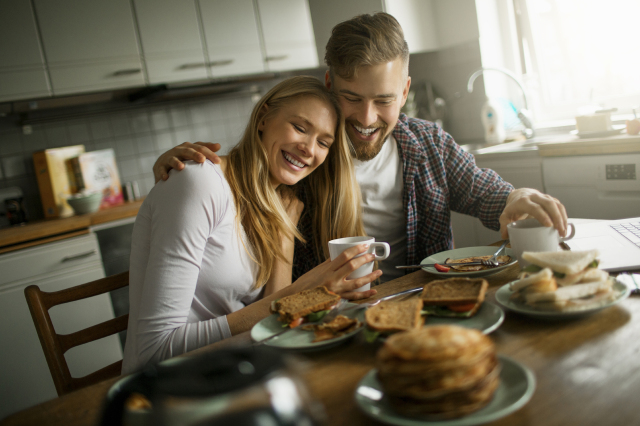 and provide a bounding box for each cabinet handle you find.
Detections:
[61,250,97,263]
[112,68,142,77]
[265,55,288,62]
[208,59,234,67]
[178,63,207,70]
